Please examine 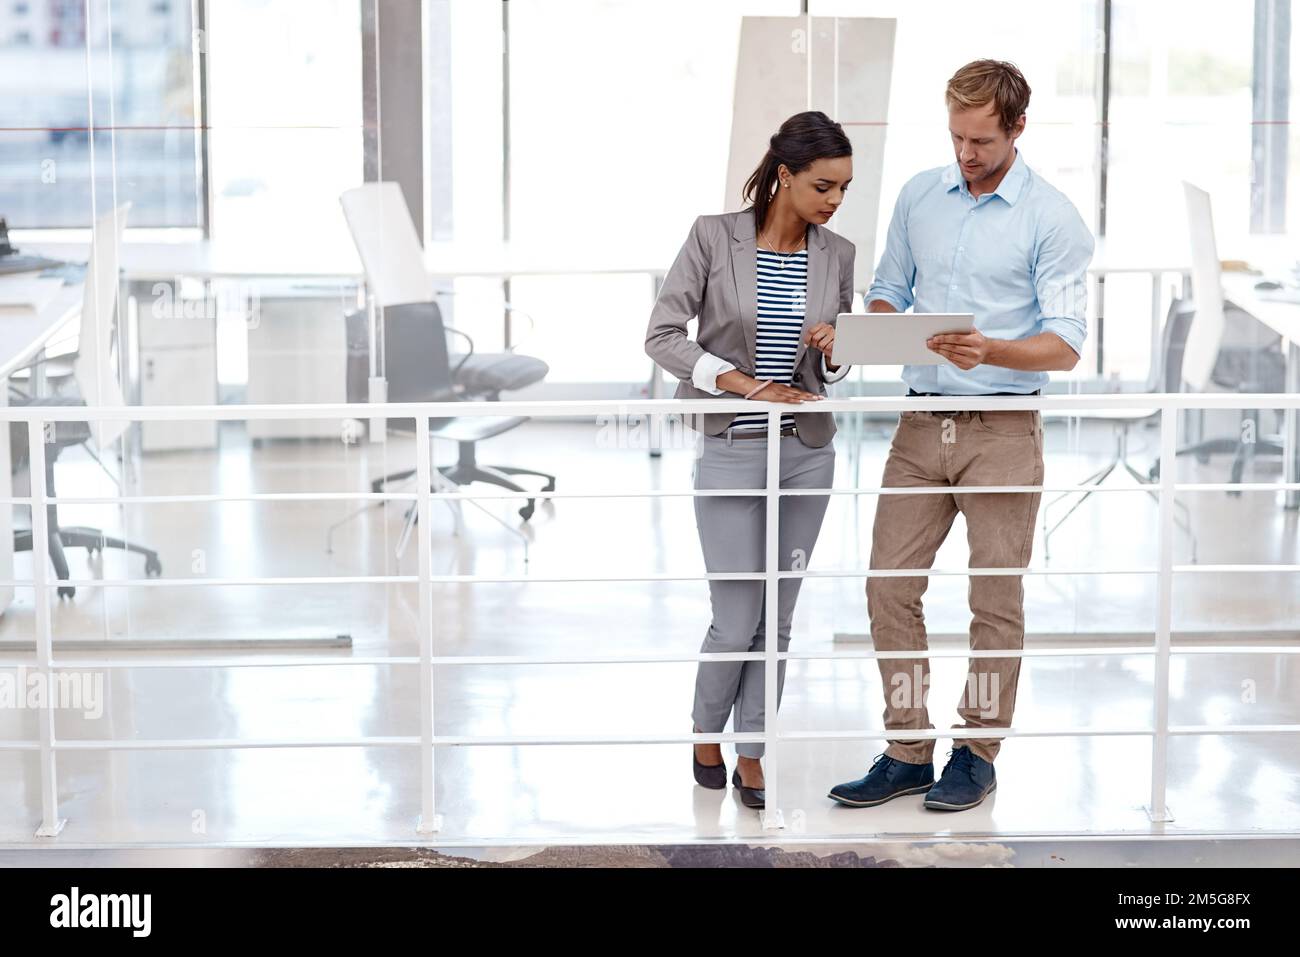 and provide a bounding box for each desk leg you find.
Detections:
[1286,338,1299,509]
[122,282,142,491]
[1095,273,1106,376]
[367,297,387,444]
[0,386,13,615]
[1149,273,1162,373]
